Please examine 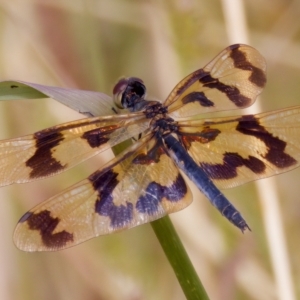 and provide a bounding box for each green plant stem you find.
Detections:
[151,217,209,300]
[112,140,209,300]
